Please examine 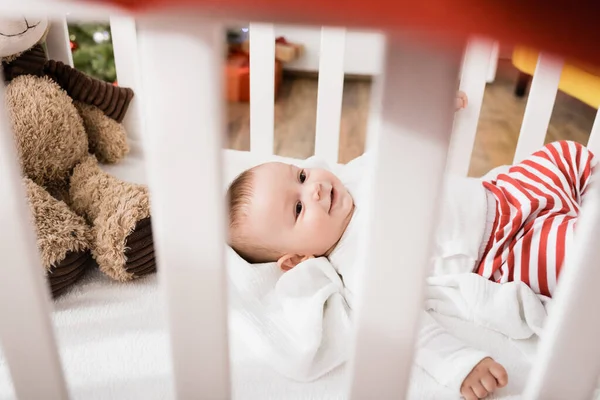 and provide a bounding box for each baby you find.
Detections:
[227,107,596,399]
